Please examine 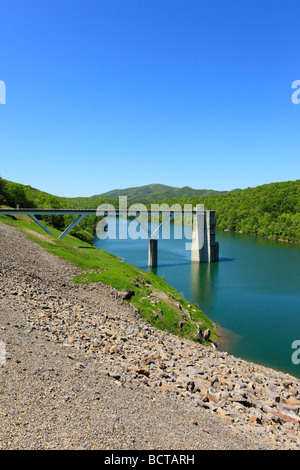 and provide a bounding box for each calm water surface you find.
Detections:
[94,221,300,377]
